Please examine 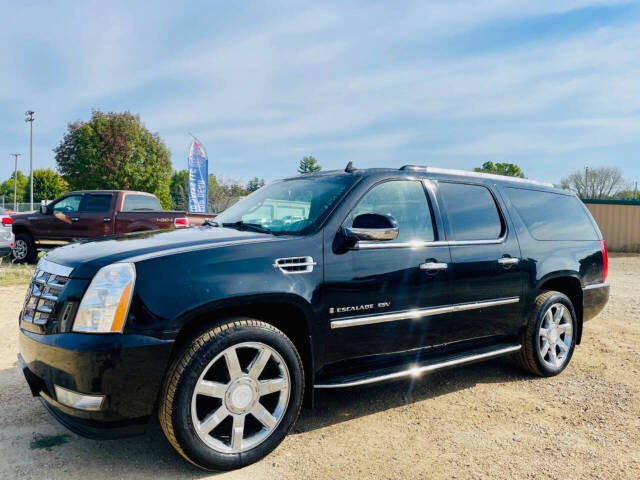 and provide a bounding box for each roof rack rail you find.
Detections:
[399,165,554,188]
